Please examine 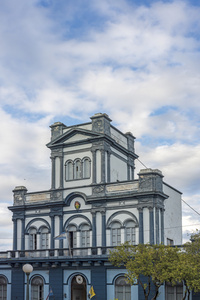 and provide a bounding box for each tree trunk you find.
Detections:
[182,288,187,300]
[187,289,190,300]
[139,277,151,300]
[151,285,160,300]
